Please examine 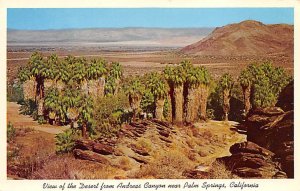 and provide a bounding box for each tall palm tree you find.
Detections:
[18,66,36,100]
[78,95,94,138]
[109,62,123,95]
[219,73,234,121]
[44,88,60,125]
[185,66,203,123]
[238,69,252,115]
[28,52,48,117]
[124,77,145,121]
[86,58,107,97]
[147,72,168,120]
[164,65,186,124]
[197,66,211,121]
[63,89,82,129]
